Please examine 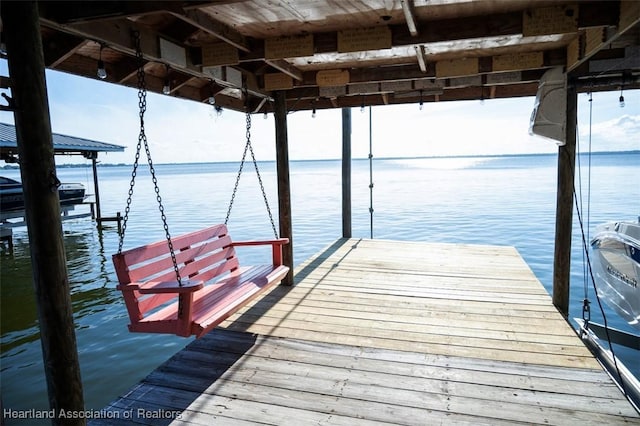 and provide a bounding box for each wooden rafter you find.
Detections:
[29,1,640,112]
[39,16,270,101]
[401,0,418,36]
[42,33,89,68]
[169,8,251,52]
[37,1,184,23]
[265,59,303,81]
